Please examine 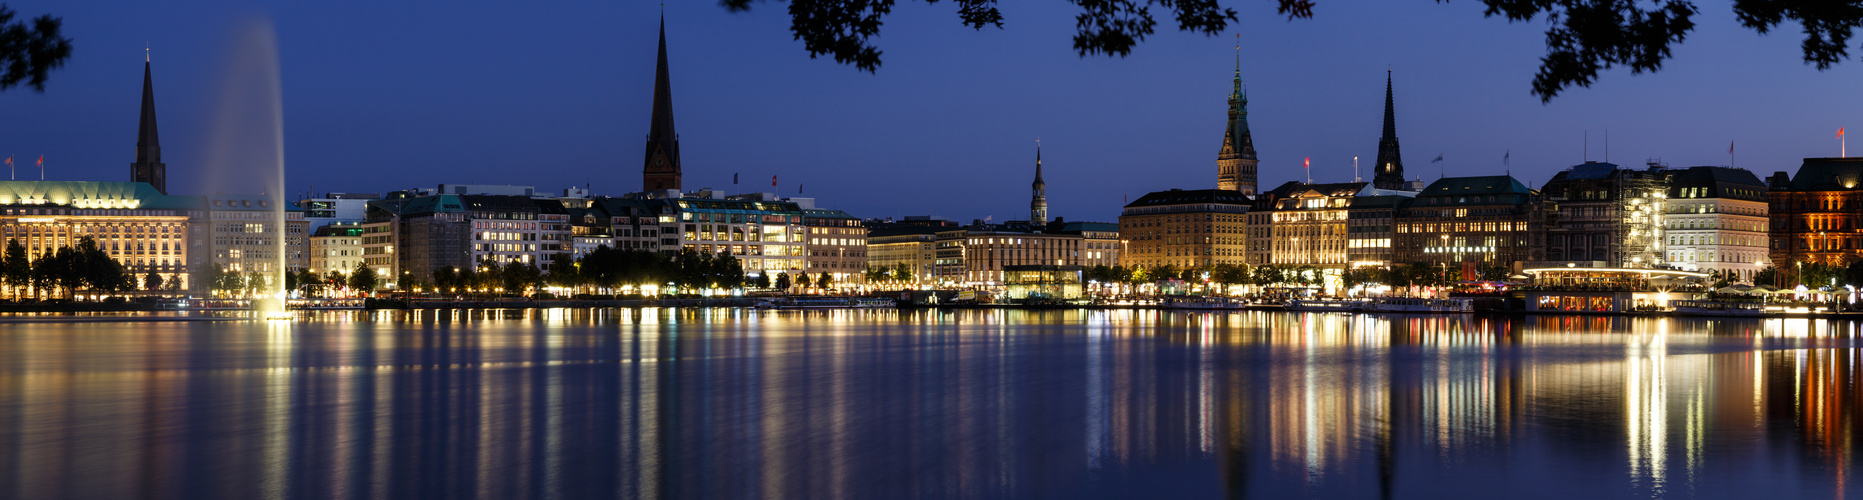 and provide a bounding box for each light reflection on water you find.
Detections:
[0,309,1859,499]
